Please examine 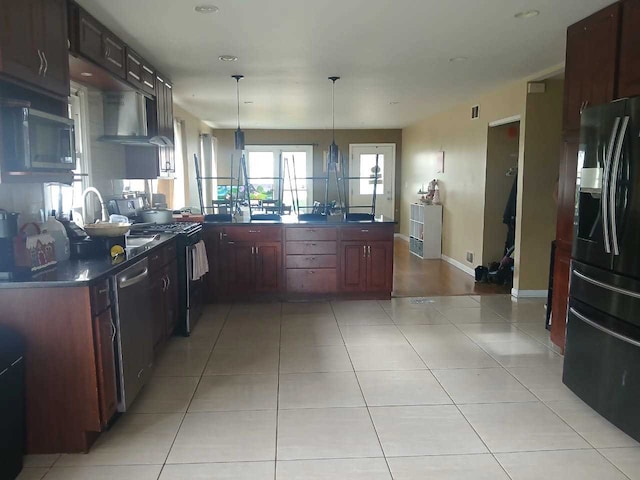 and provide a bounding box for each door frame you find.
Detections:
[348,143,397,220]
